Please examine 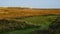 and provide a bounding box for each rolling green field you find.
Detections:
[20,15,57,29]
[4,15,58,34]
